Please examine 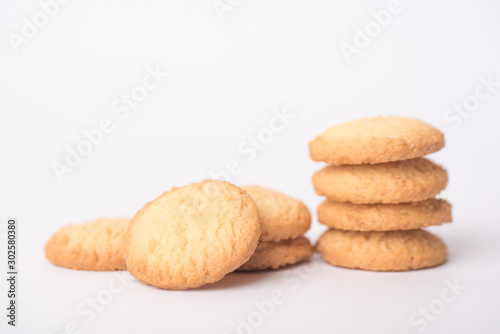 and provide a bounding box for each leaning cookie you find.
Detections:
[312,158,448,204]
[316,229,447,271]
[238,237,313,271]
[318,199,452,231]
[125,180,260,290]
[242,185,311,242]
[45,217,130,271]
[309,116,444,165]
